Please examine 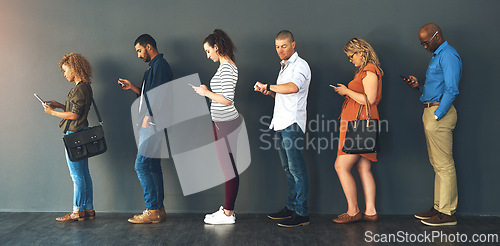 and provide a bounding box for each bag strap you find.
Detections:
[91,97,103,125]
[64,93,102,133]
[355,94,372,120]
